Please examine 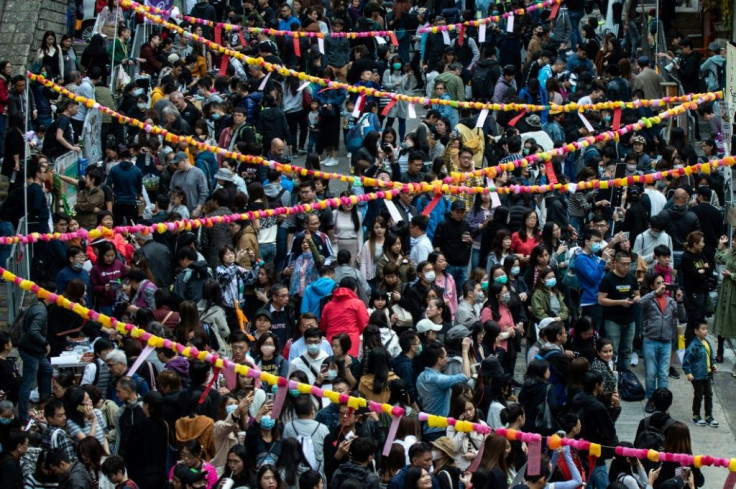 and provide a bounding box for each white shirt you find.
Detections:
[410,234,433,264]
[645,187,668,217]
